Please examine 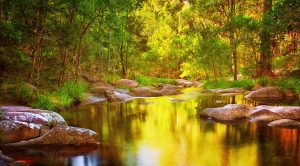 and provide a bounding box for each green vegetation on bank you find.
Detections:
[202,77,300,94]
[202,79,255,90]
[13,80,87,111]
[276,77,300,94]
[135,76,177,87]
